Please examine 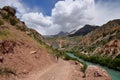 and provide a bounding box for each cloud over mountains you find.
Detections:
[0,0,120,35]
